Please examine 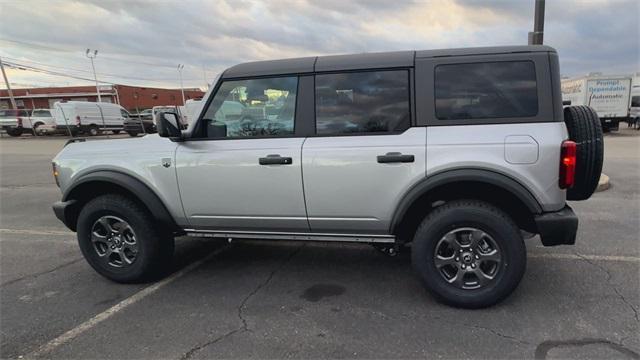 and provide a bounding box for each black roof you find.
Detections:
[221,45,556,79]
